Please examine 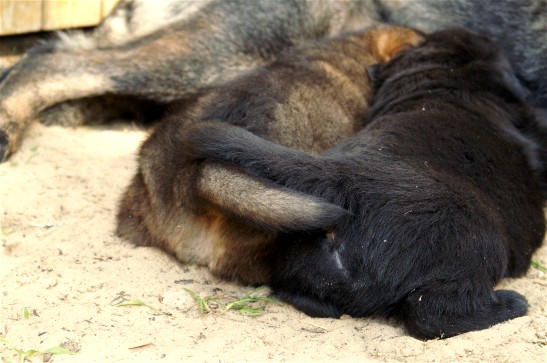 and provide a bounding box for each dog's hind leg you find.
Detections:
[0,27,263,161]
[0,46,132,160]
[55,0,214,49]
[399,284,528,339]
